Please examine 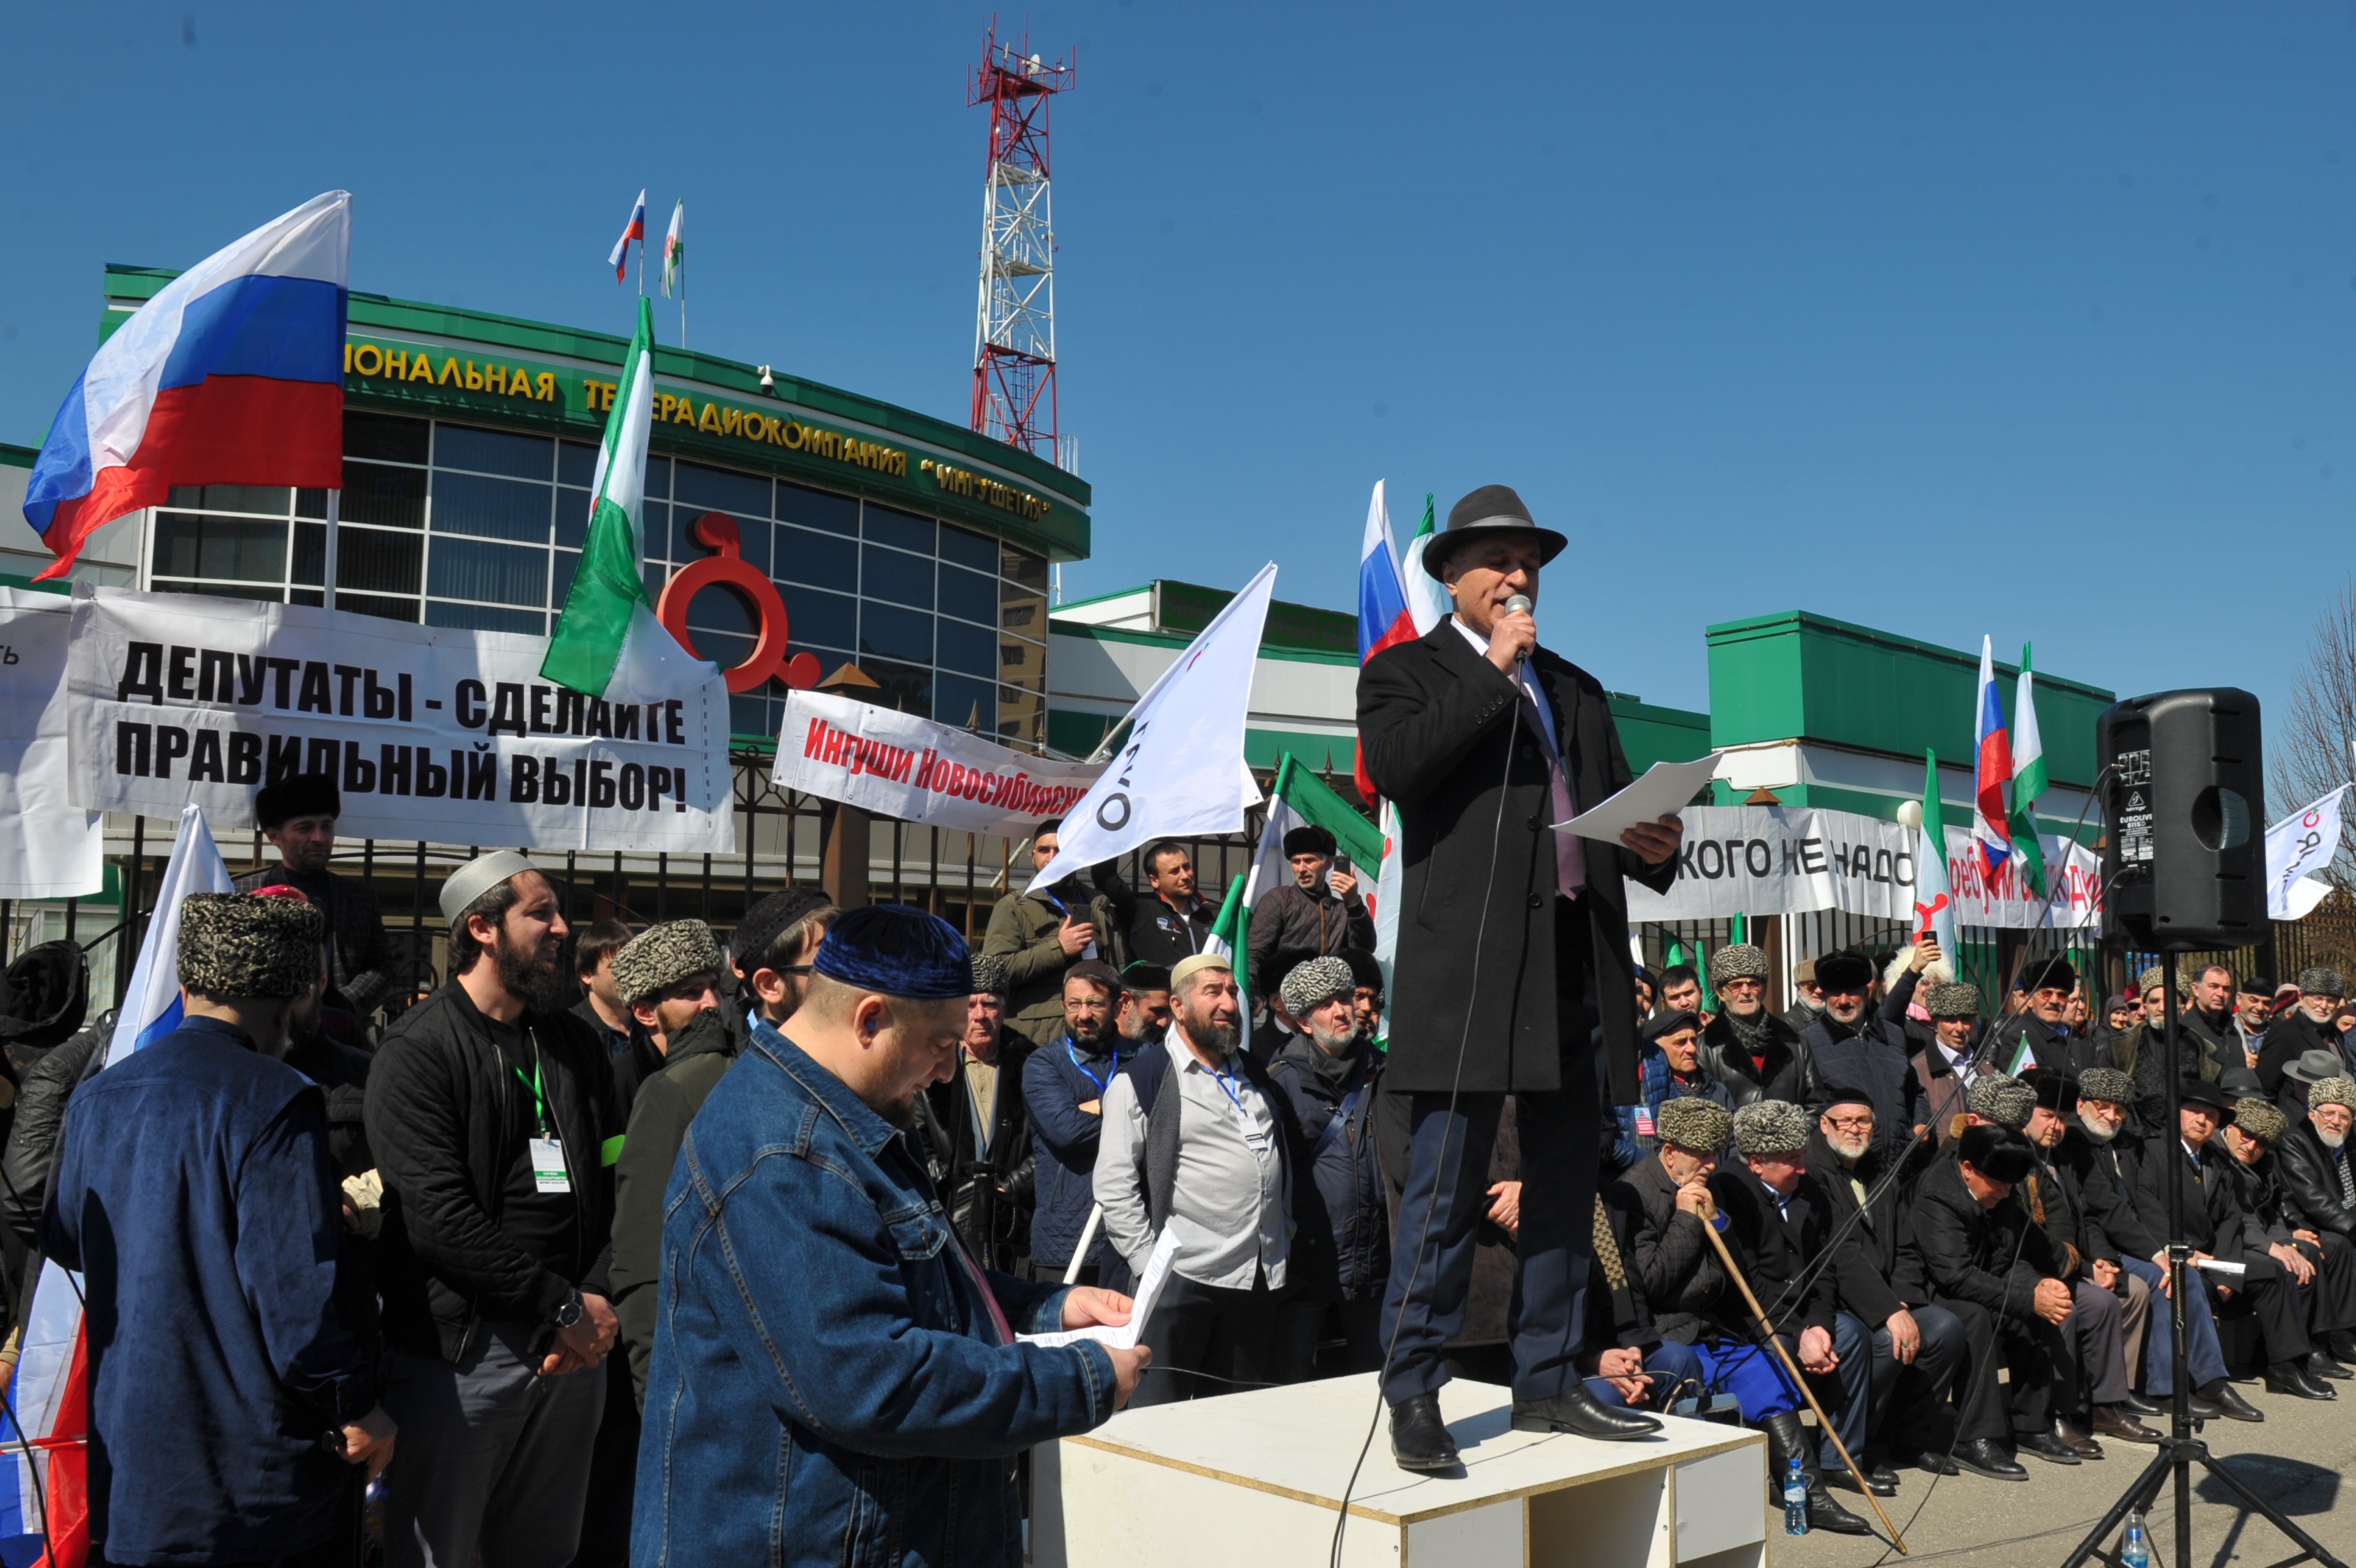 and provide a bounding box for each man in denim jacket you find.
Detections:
[634,905,1150,1568]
